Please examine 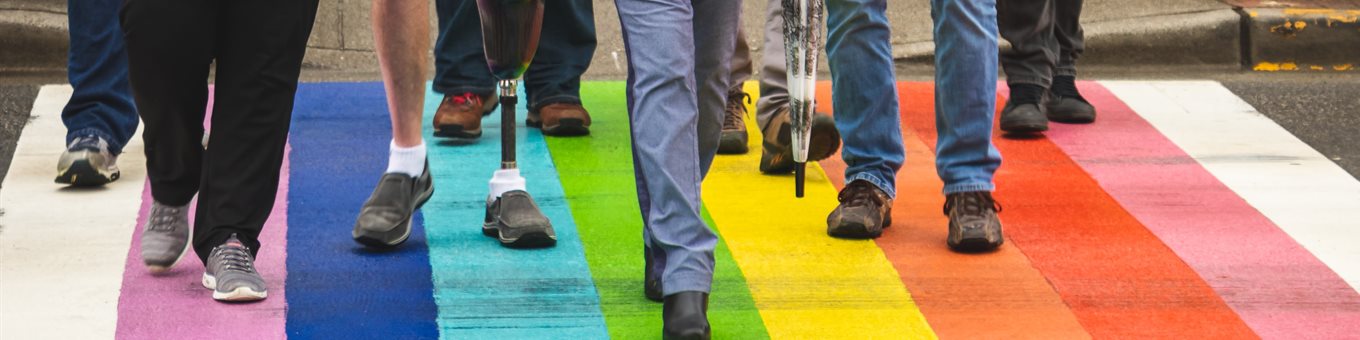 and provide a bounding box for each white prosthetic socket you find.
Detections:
[488,168,526,201]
